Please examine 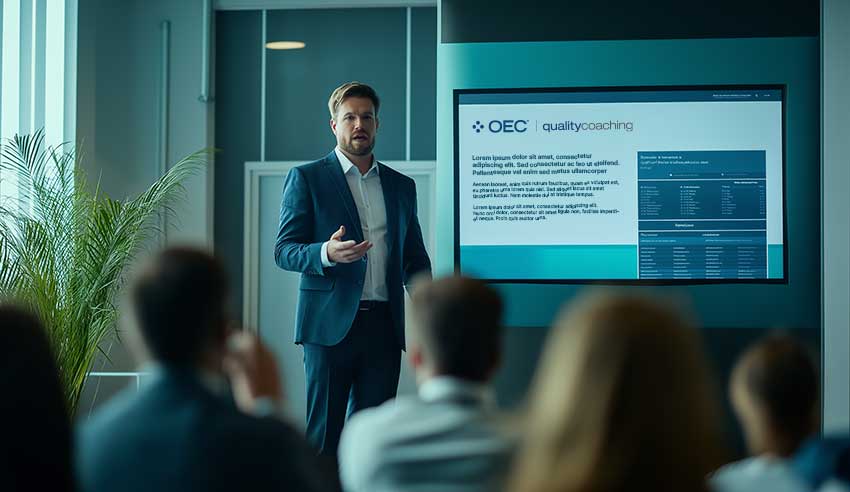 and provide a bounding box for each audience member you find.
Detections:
[508,292,727,492]
[338,276,515,492]
[713,334,818,492]
[76,247,332,492]
[0,305,75,492]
